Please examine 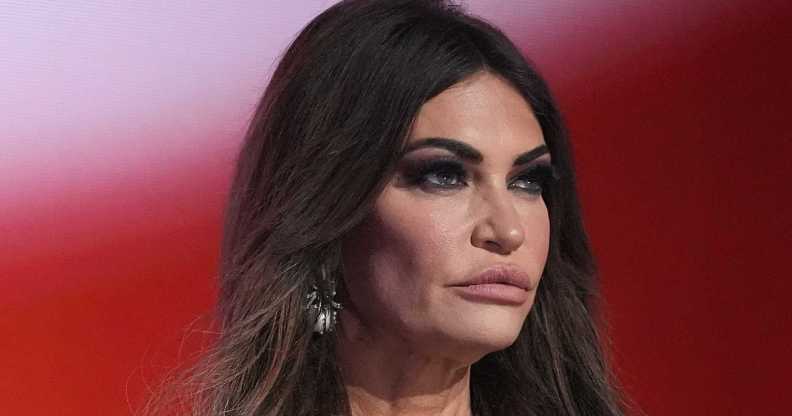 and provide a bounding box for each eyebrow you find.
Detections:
[401,137,549,166]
